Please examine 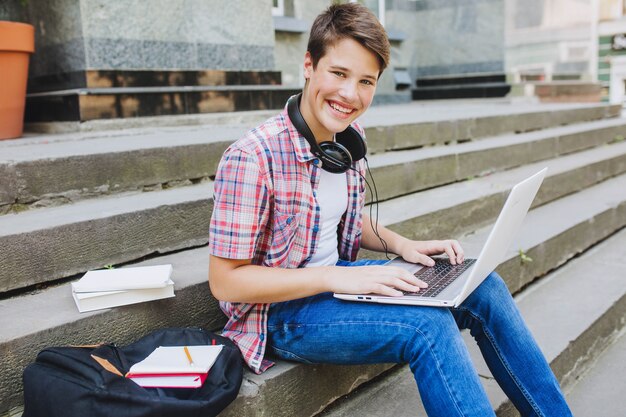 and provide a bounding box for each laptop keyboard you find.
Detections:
[403,258,476,298]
